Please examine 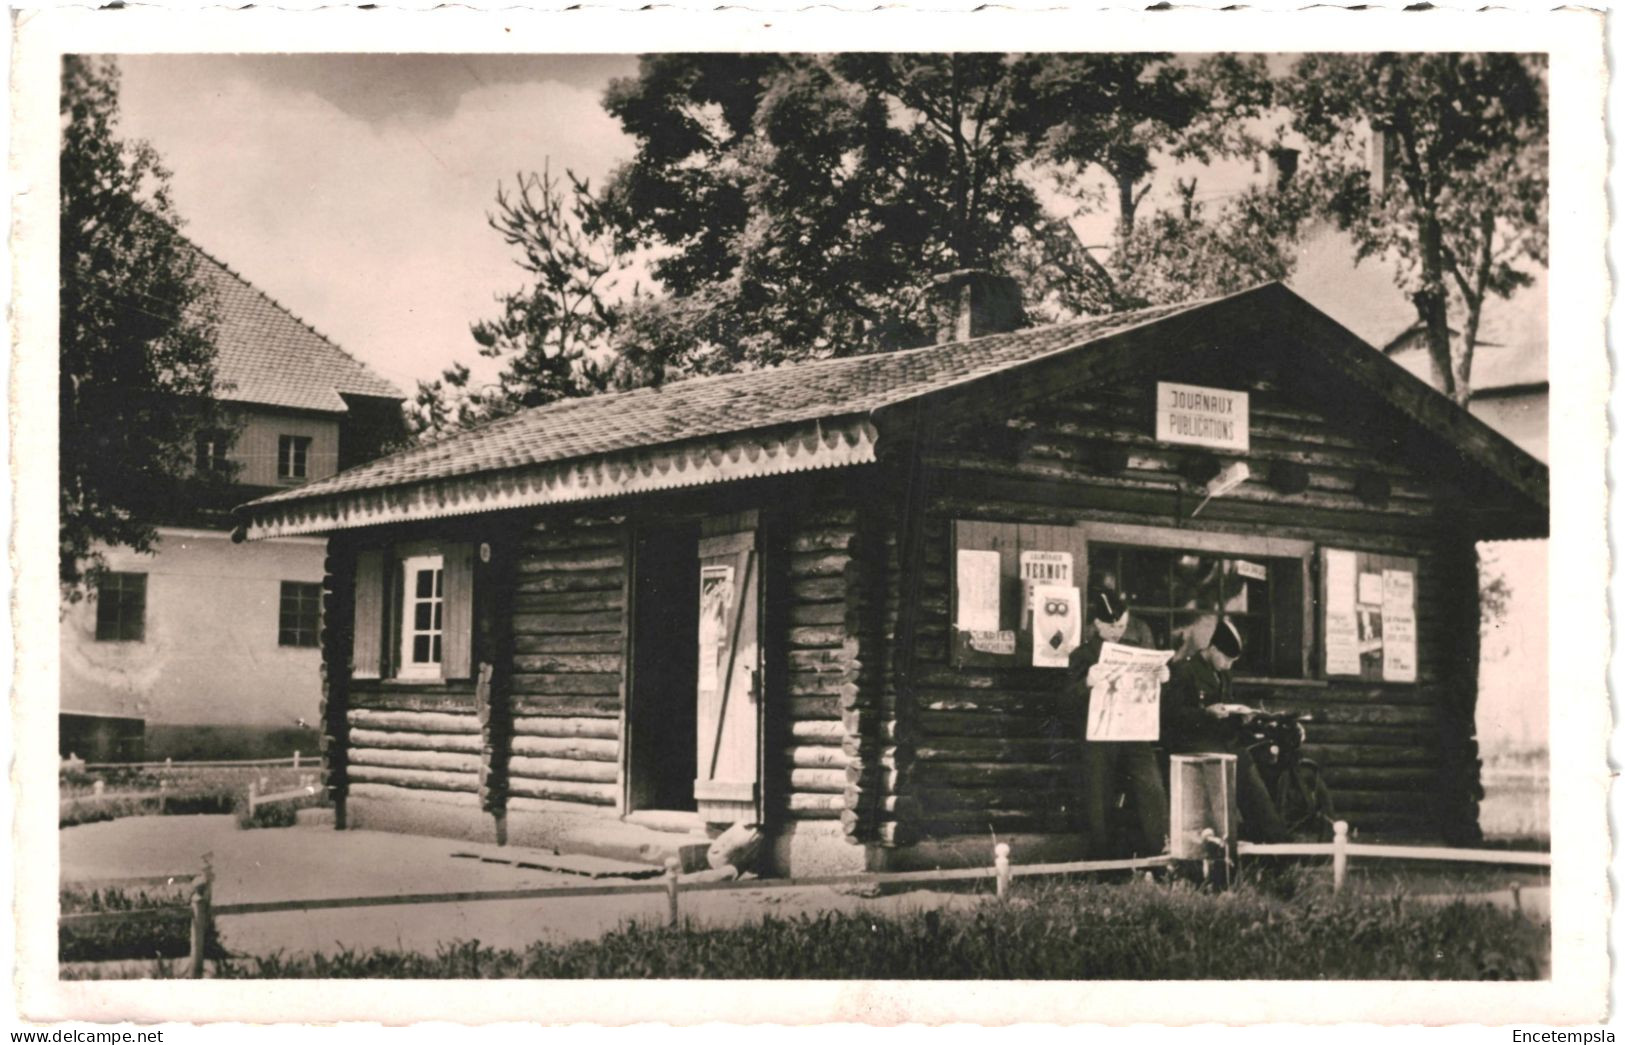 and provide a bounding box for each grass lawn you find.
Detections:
[65,871,1546,981]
